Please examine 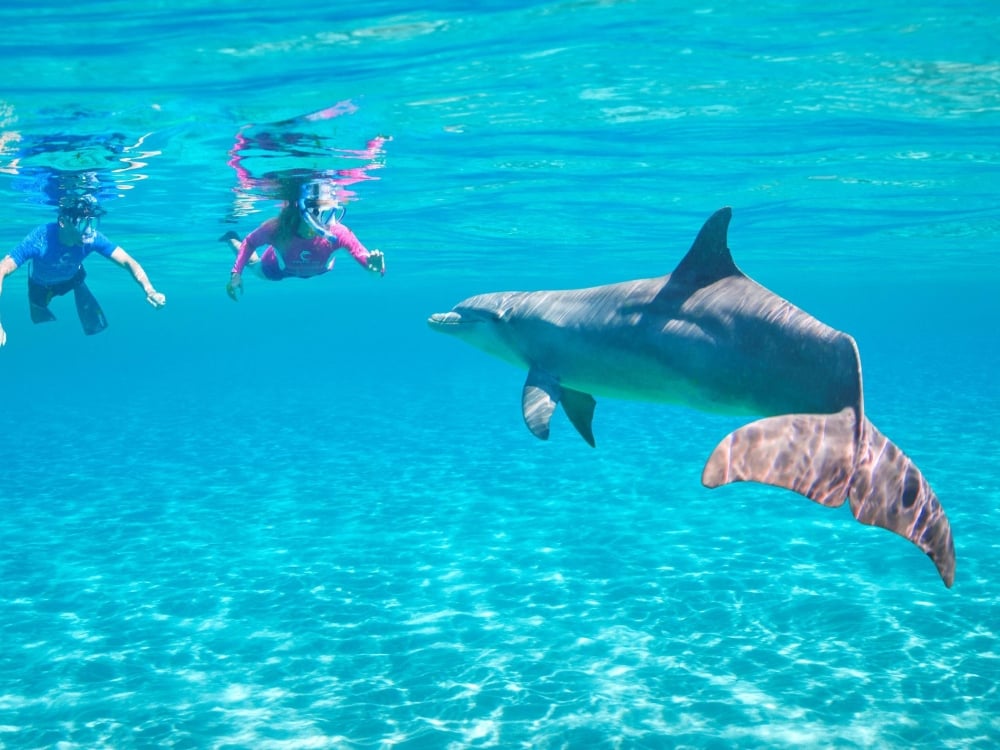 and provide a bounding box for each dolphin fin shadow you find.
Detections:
[522,367,597,447]
[701,408,955,587]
